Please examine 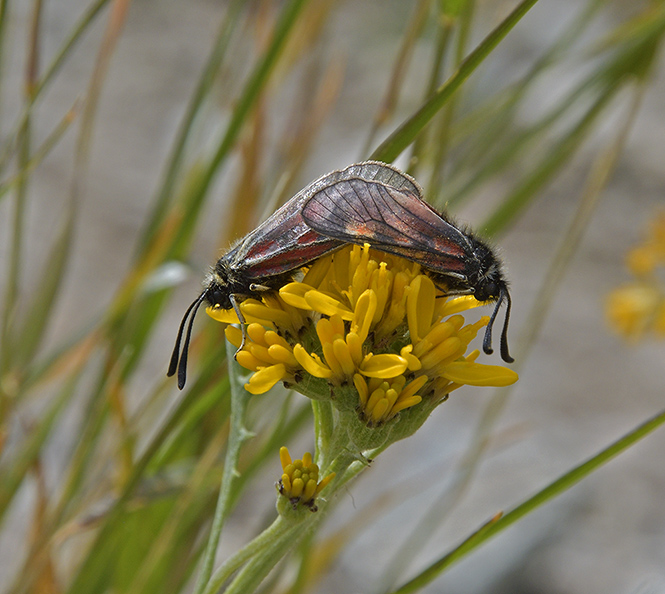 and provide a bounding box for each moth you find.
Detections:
[168,162,420,389]
[300,162,514,363]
